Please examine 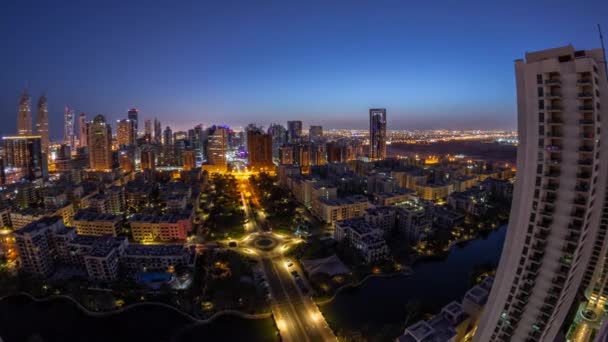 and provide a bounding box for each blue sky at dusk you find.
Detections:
[1,0,607,139]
